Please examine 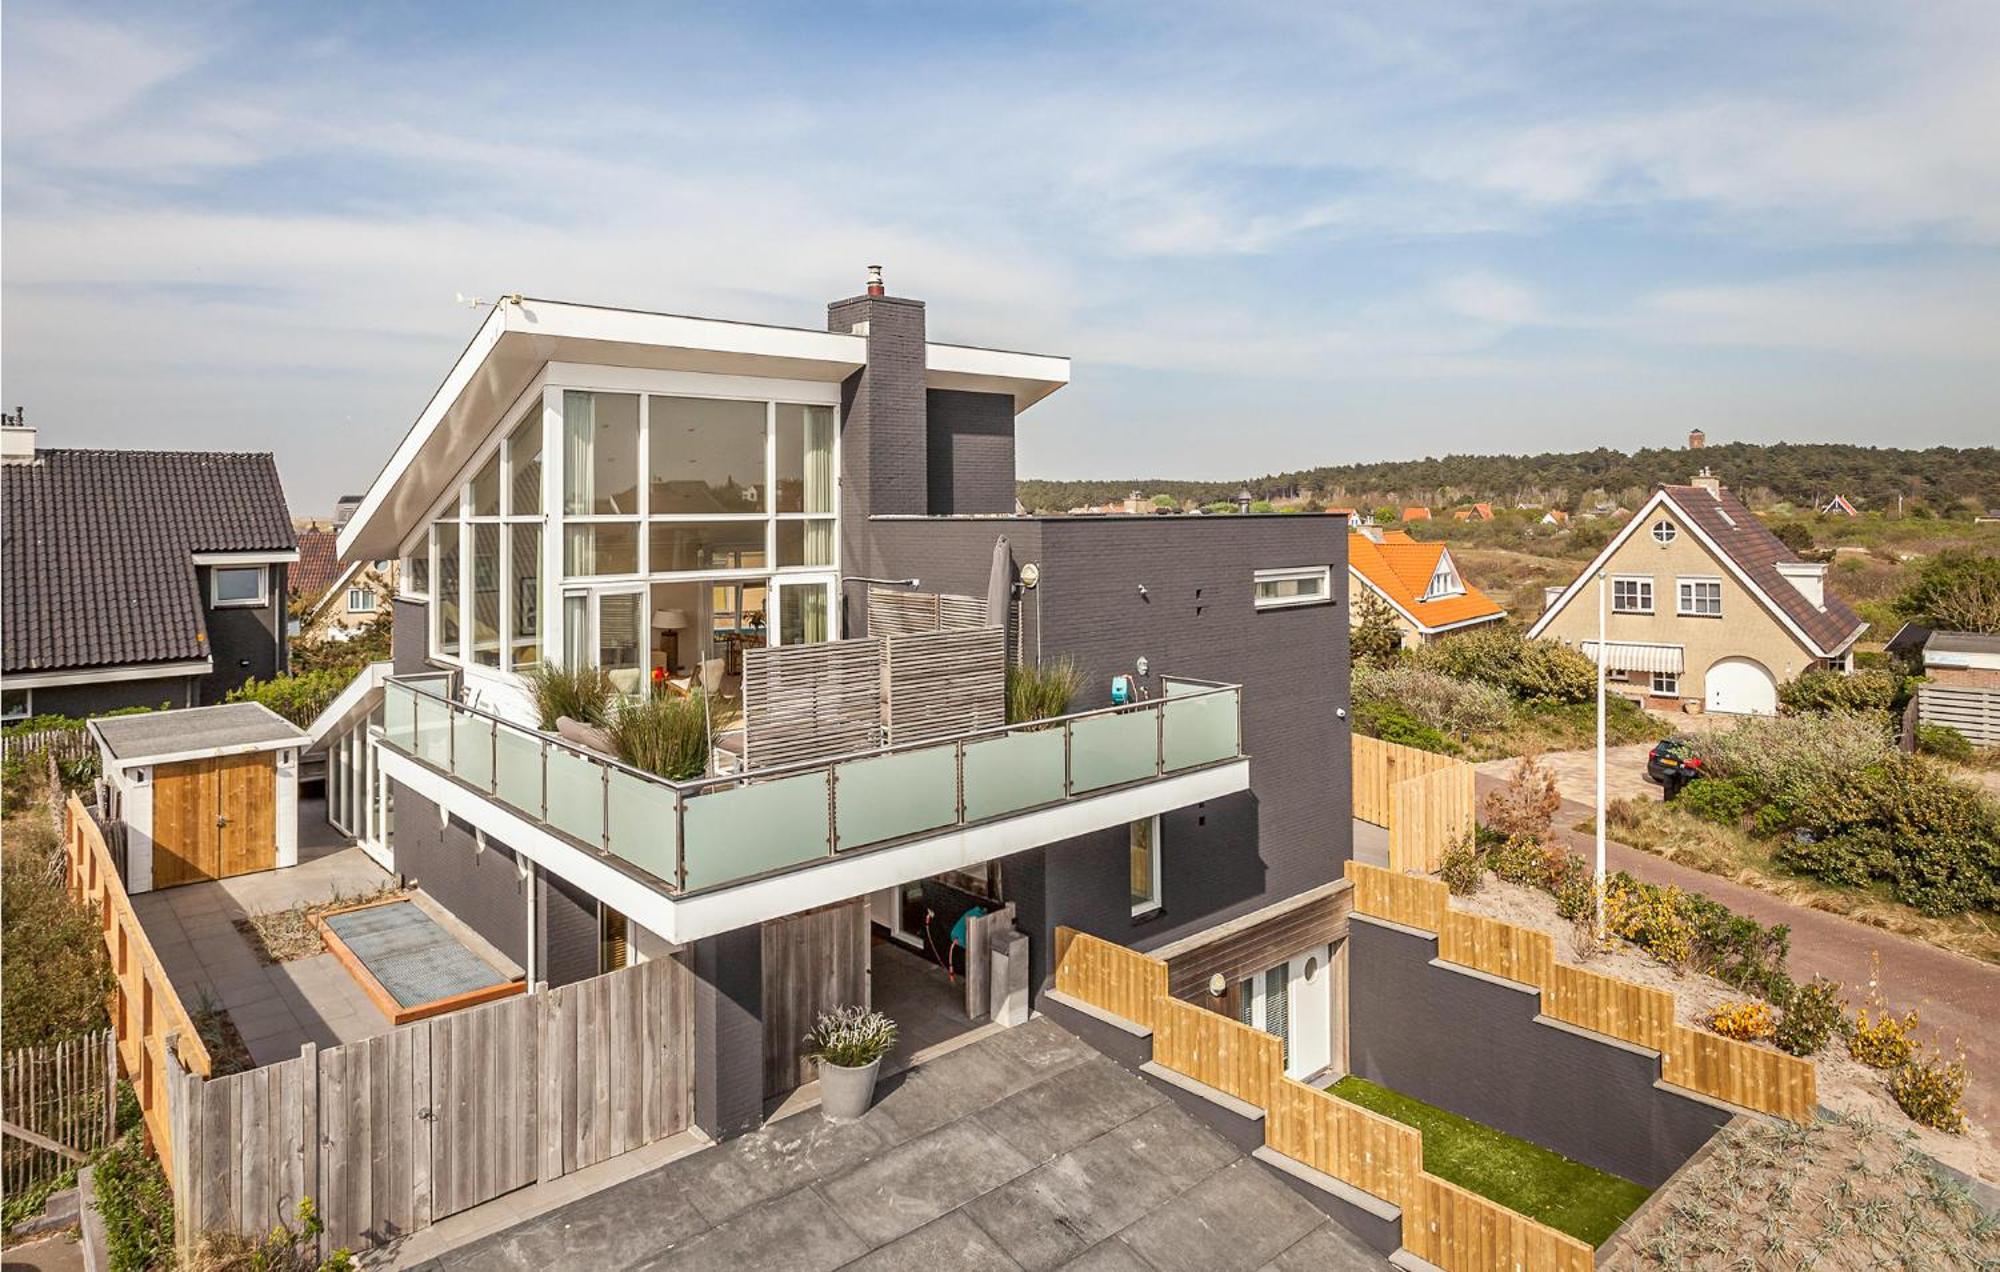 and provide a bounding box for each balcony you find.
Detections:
[374,674,1248,941]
